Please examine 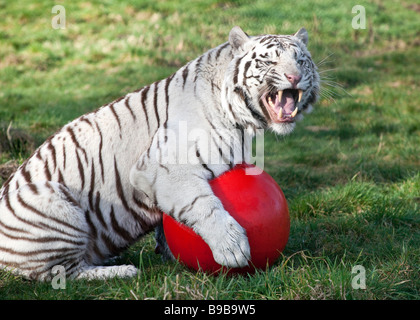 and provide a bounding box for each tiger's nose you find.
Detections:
[284,73,301,87]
